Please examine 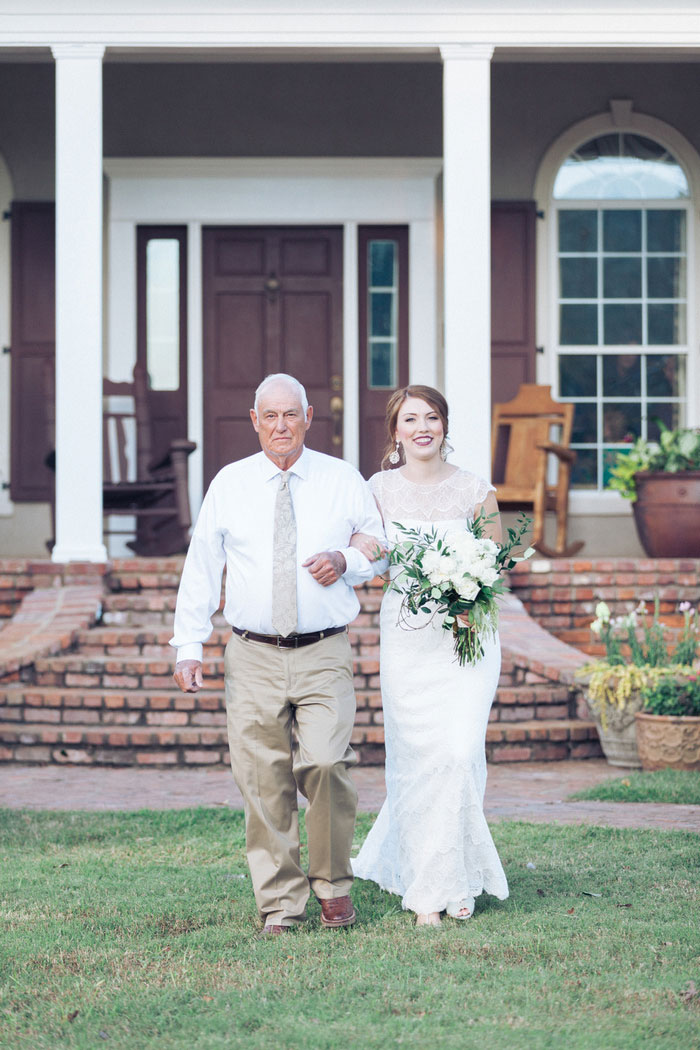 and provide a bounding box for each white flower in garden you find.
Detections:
[590,619,602,636]
[595,601,611,623]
